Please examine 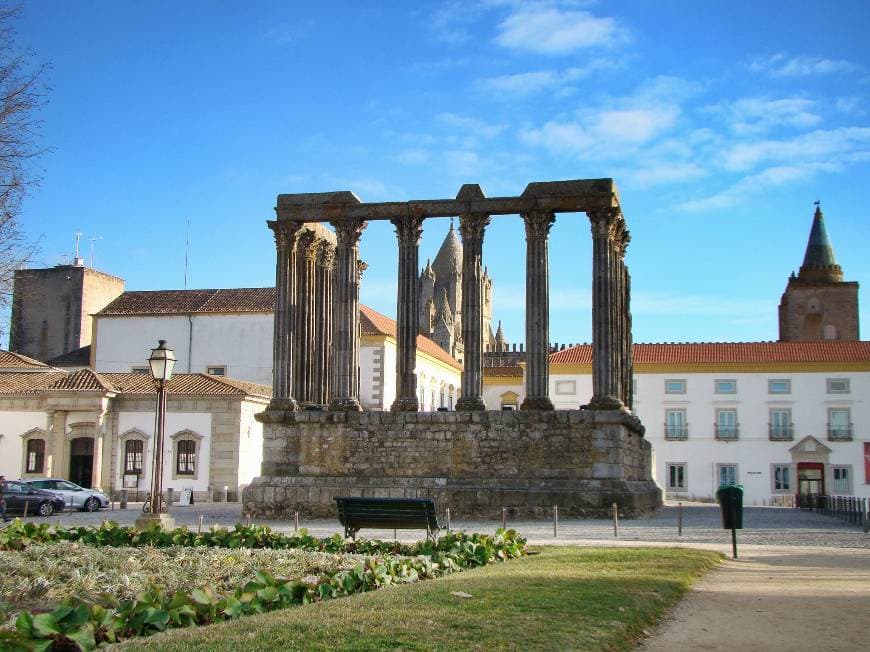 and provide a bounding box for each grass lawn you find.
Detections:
[117,546,721,651]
